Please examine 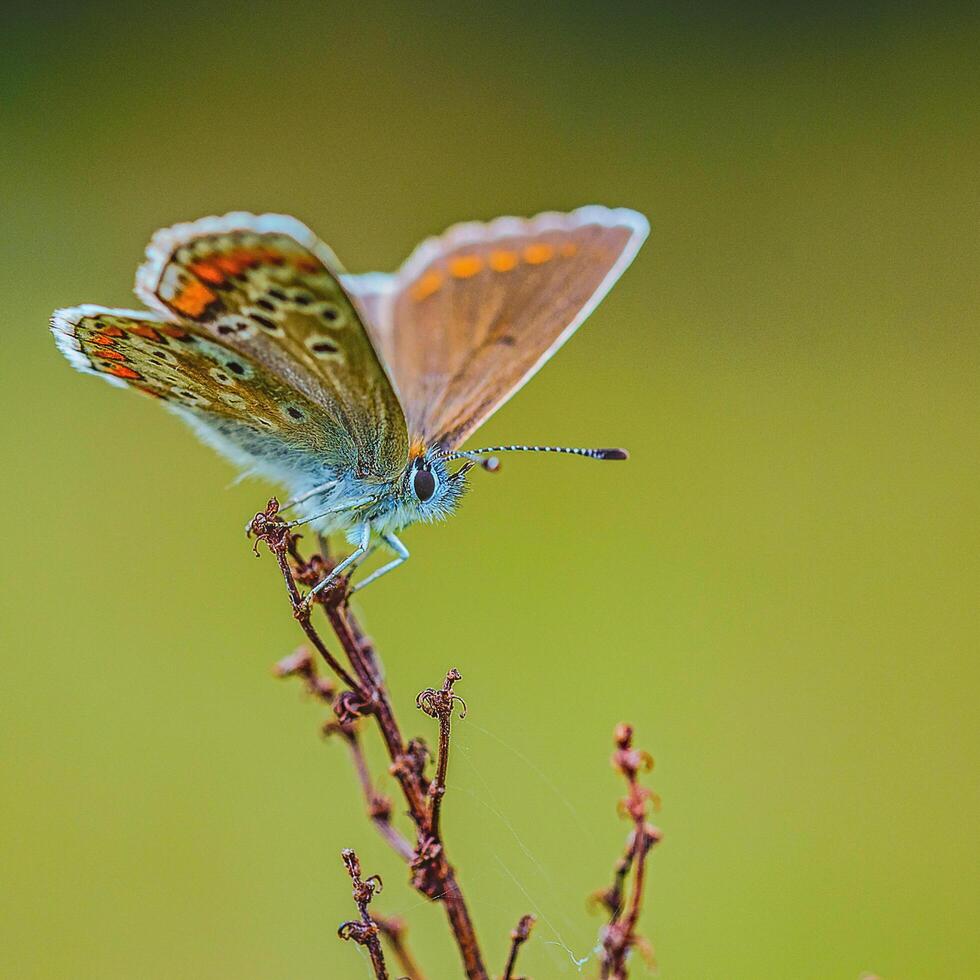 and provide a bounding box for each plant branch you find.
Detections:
[416,668,465,841]
[502,913,536,980]
[325,717,416,863]
[594,724,662,980]
[376,914,427,980]
[250,501,365,696]
[338,849,389,980]
[255,502,663,980]
[275,646,413,859]
[249,499,489,980]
